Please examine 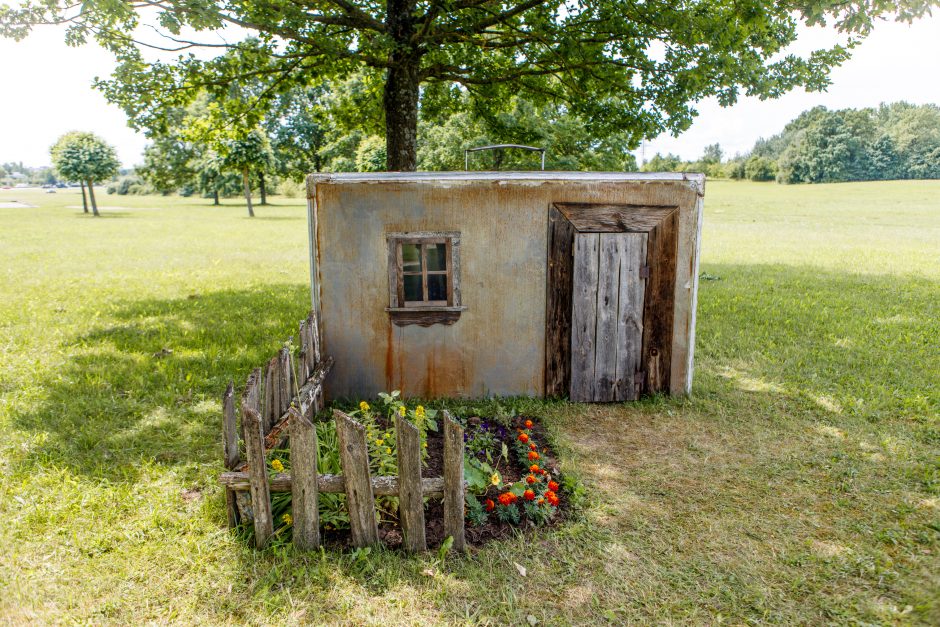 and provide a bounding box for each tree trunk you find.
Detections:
[87,179,100,217]
[259,171,267,205]
[213,189,220,206]
[384,1,420,172]
[242,167,254,217]
[80,181,89,213]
